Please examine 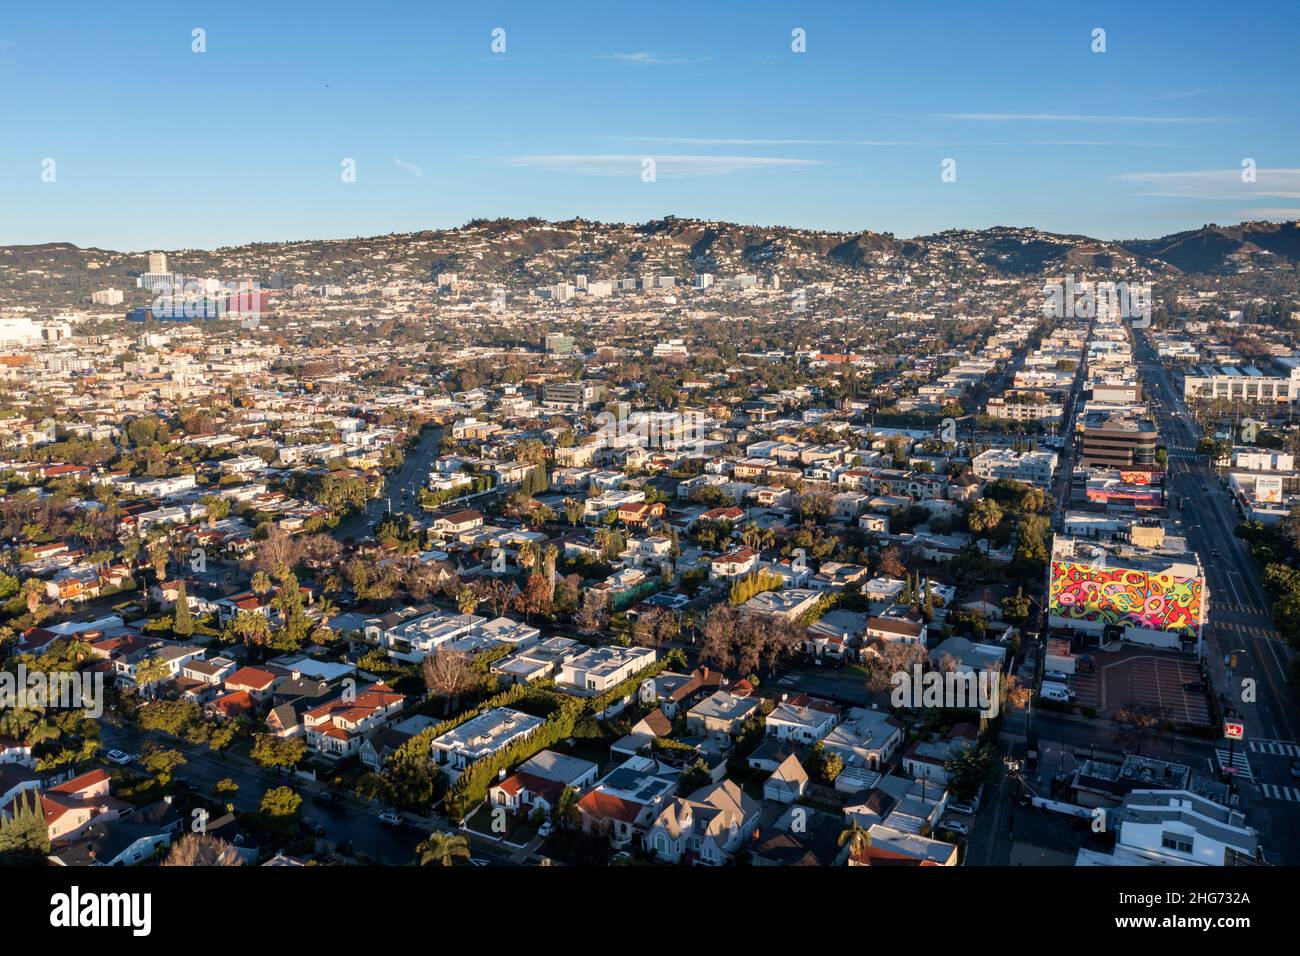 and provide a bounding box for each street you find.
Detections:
[1134,333,1299,744]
